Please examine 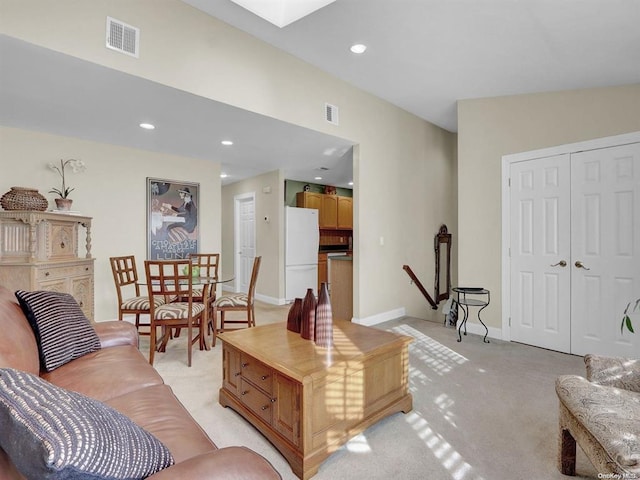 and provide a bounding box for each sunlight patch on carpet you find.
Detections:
[404,411,484,480]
